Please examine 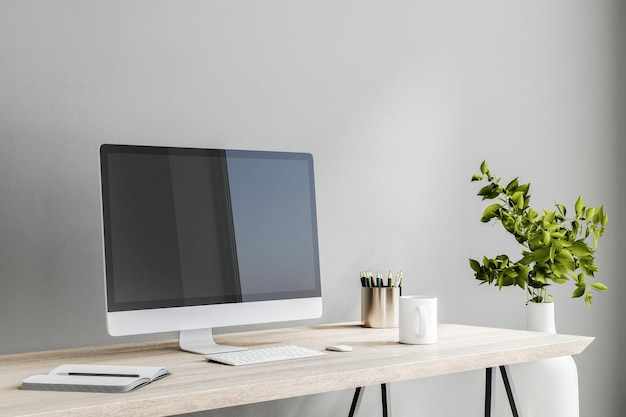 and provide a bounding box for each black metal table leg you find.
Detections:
[348,386,365,417]
[499,366,522,417]
[484,366,523,417]
[348,384,392,417]
[381,383,392,417]
[485,367,495,417]
[351,367,521,417]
